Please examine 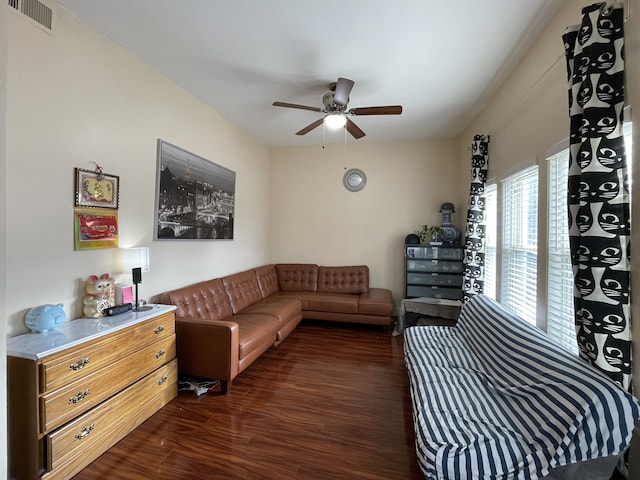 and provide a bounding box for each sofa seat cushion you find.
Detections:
[358,288,394,316]
[241,296,301,324]
[233,313,279,359]
[280,291,359,314]
[241,296,302,343]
